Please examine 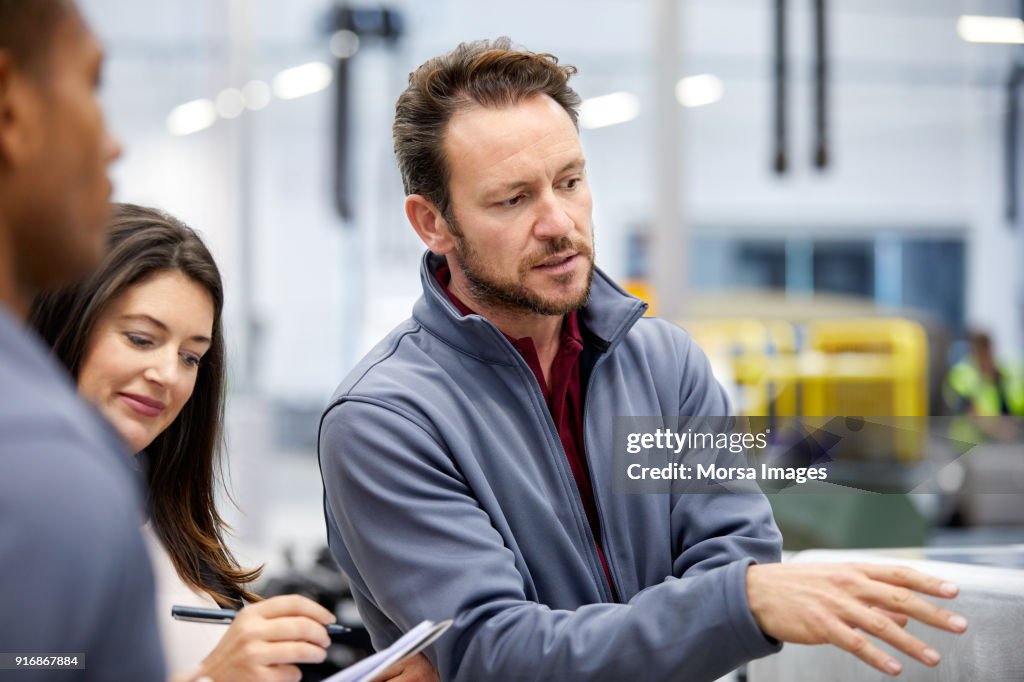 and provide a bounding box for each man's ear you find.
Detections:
[0,54,41,167]
[406,194,457,255]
